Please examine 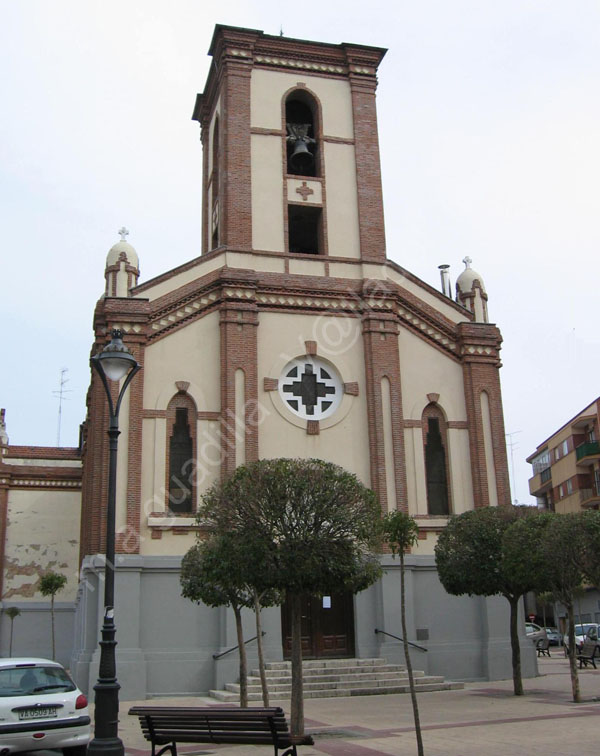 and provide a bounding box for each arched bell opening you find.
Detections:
[285,91,320,177]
